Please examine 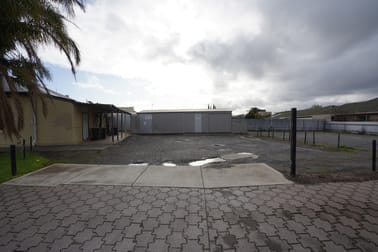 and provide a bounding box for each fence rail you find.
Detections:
[242,119,378,134]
